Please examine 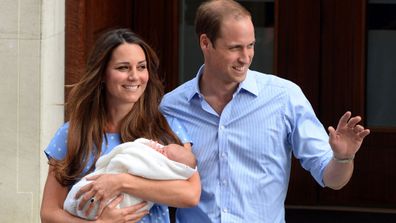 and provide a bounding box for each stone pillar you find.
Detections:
[0,0,65,222]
